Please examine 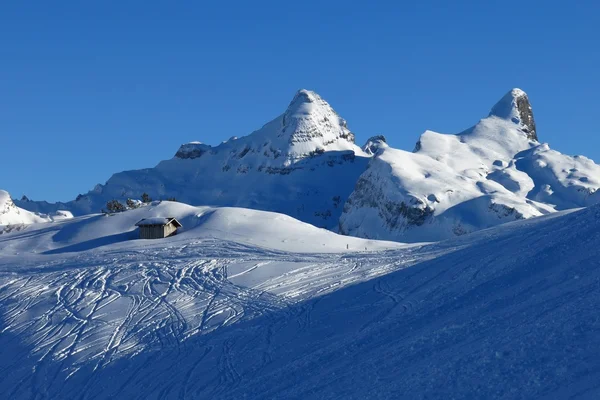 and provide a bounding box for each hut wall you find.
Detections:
[140,225,165,239]
[139,223,179,239]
